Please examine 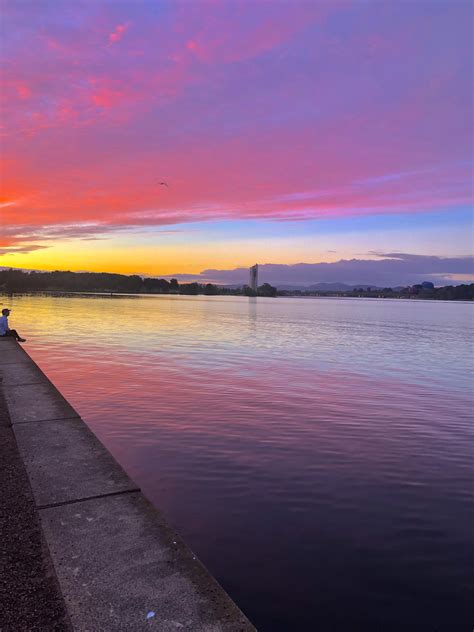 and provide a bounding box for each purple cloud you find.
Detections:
[170,254,474,287]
